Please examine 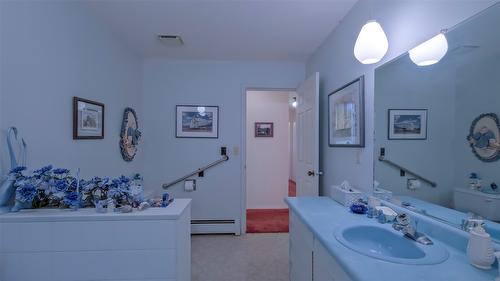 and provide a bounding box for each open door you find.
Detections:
[295,72,320,196]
